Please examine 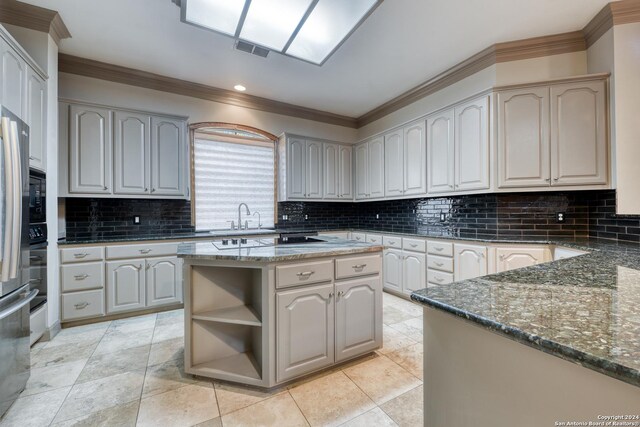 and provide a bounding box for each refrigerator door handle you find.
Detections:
[0,288,37,321]
[0,117,14,283]
[8,120,21,280]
